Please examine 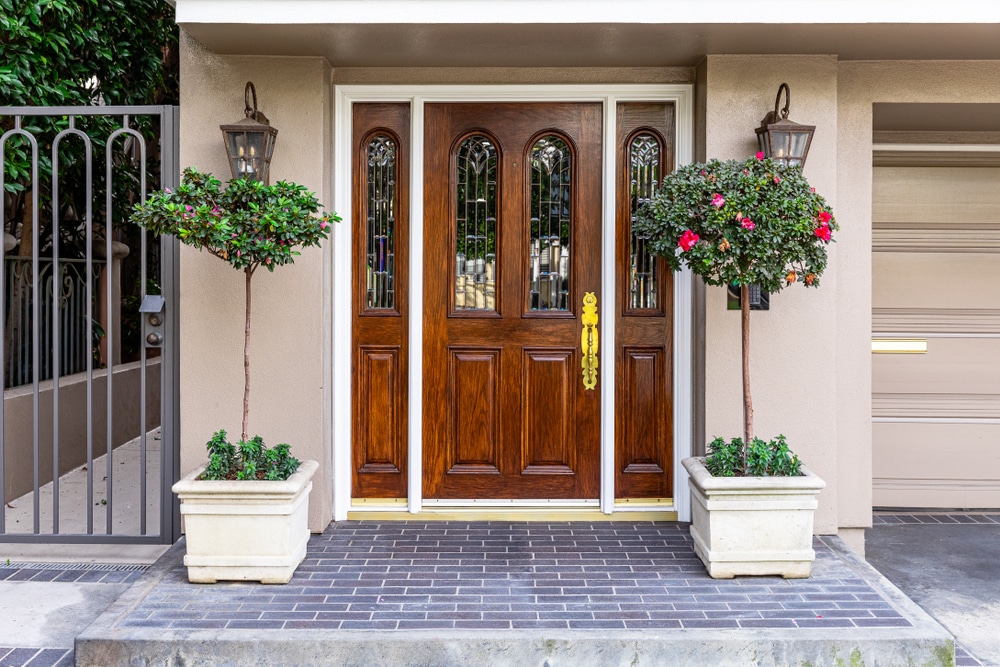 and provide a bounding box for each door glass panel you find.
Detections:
[629,133,660,309]
[455,135,498,312]
[366,134,397,310]
[528,135,571,311]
